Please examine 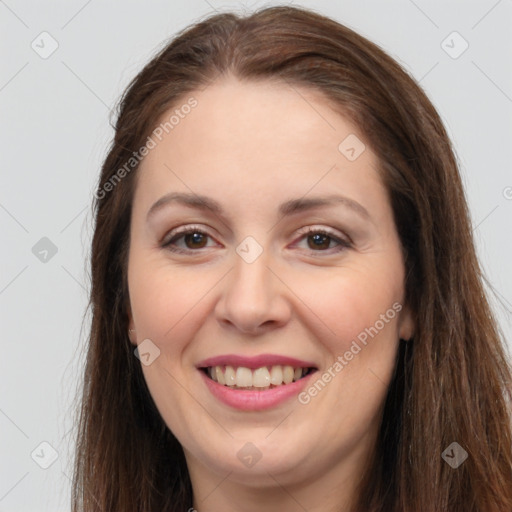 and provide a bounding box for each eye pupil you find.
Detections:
[185,232,207,248]
[308,233,330,250]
